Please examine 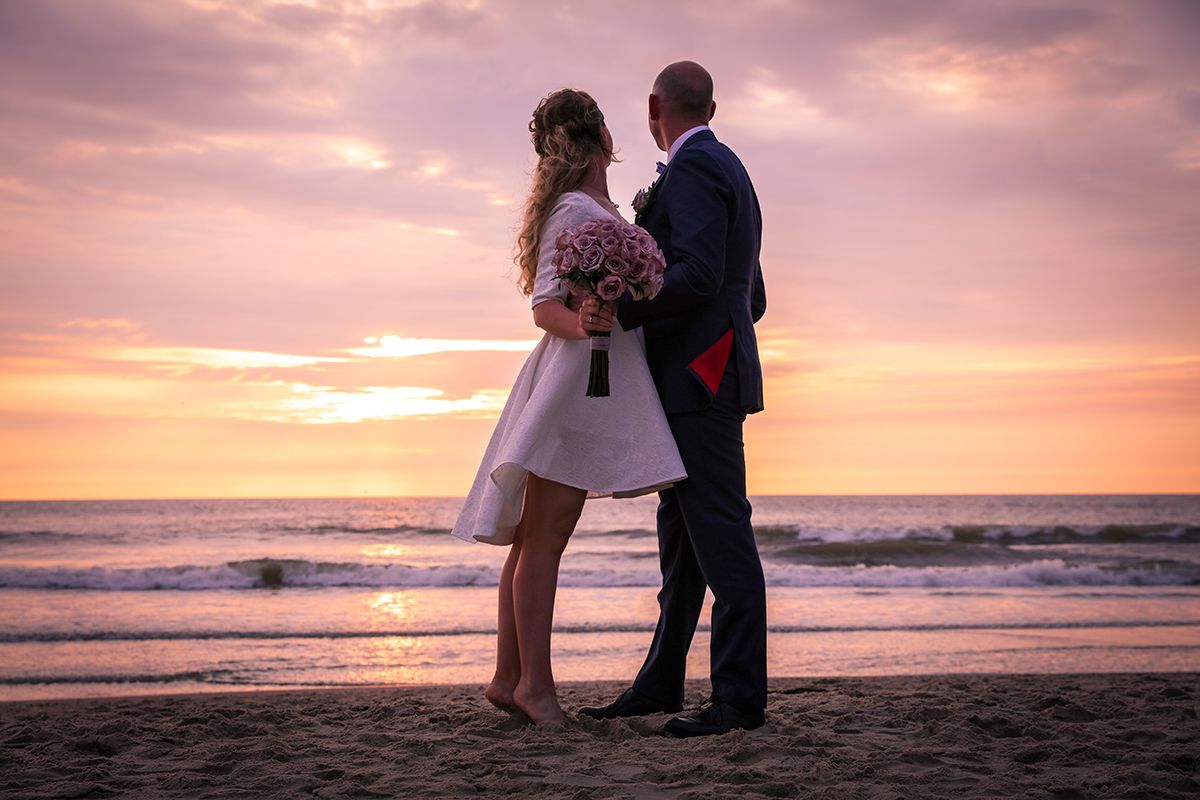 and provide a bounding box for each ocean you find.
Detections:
[1,495,1198,701]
